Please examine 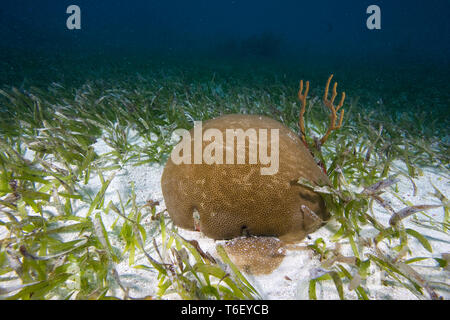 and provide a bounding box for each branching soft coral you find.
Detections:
[298,74,346,148]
